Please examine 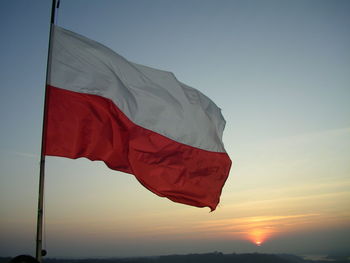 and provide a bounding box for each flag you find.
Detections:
[45,26,232,211]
